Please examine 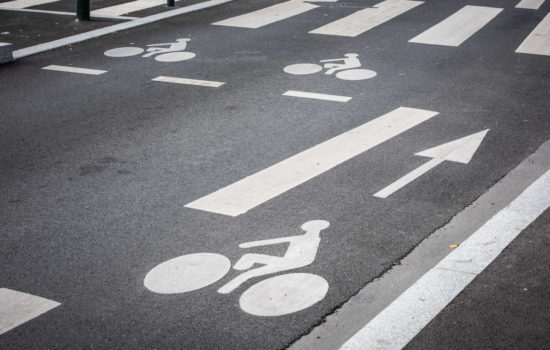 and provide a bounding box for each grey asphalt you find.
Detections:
[406,208,550,350]
[1,0,549,348]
